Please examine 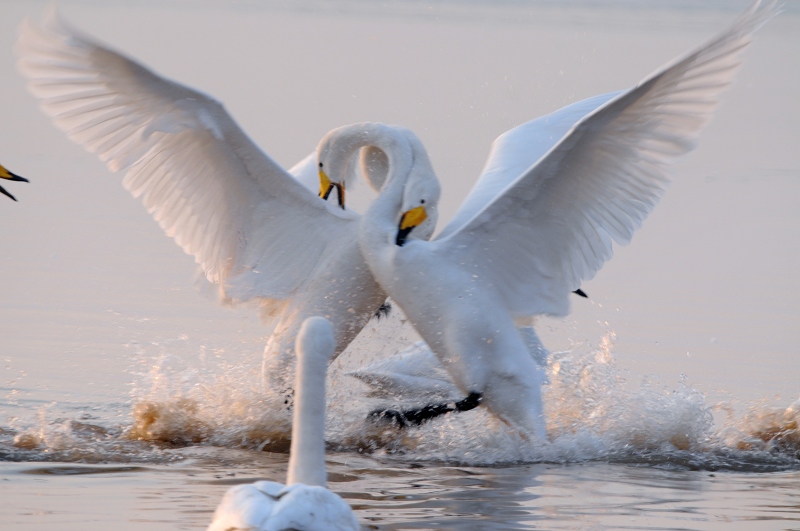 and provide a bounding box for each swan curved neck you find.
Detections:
[321,123,417,263]
[286,343,328,487]
[323,123,413,192]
